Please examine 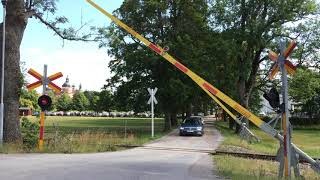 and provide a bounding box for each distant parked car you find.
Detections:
[179,116,204,136]
[32,111,39,116]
